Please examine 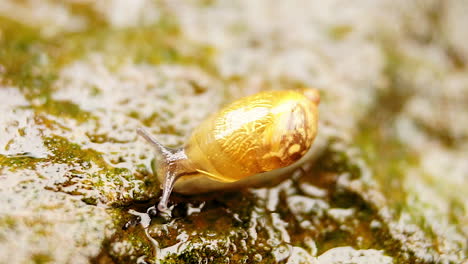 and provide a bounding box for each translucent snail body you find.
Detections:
[137,89,320,214]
